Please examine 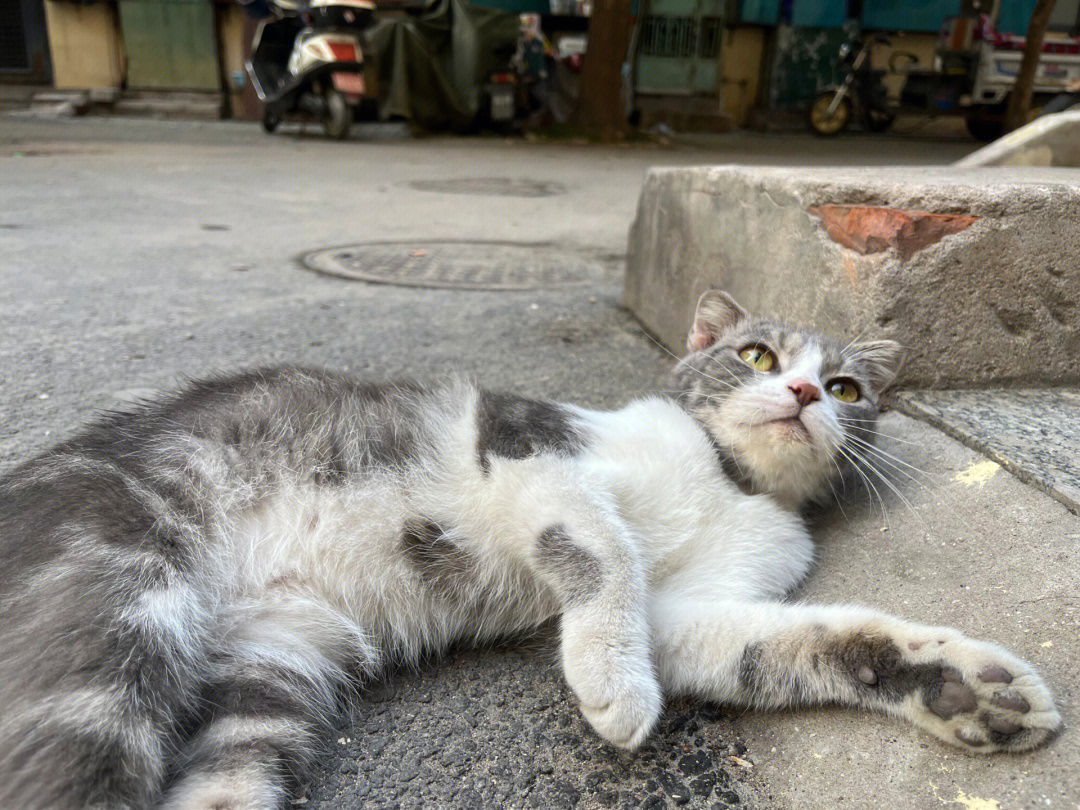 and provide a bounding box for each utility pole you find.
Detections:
[570,0,634,140]
[1004,0,1059,132]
